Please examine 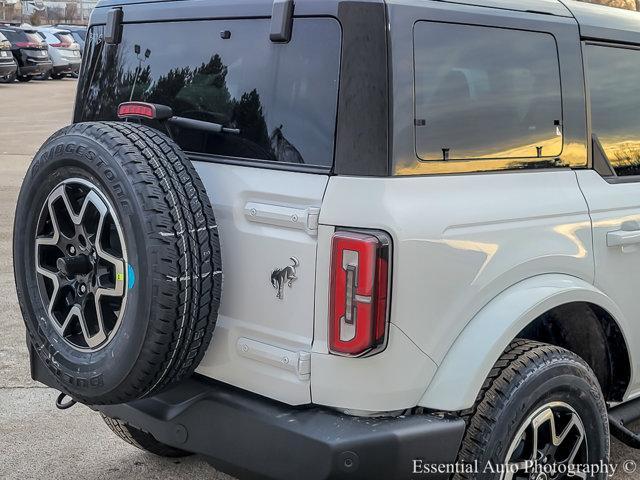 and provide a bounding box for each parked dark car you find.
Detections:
[0,26,52,82]
[0,31,17,82]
